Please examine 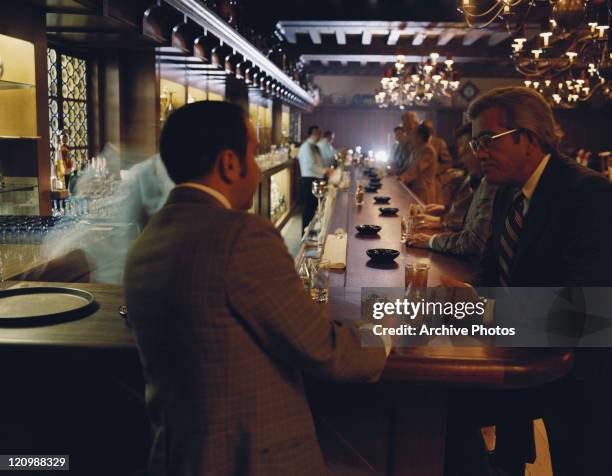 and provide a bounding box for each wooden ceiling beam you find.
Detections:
[463,31,488,46]
[296,41,505,59]
[437,31,456,46]
[387,30,401,46]
[309,30,322,44]
[412,32,427,45]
